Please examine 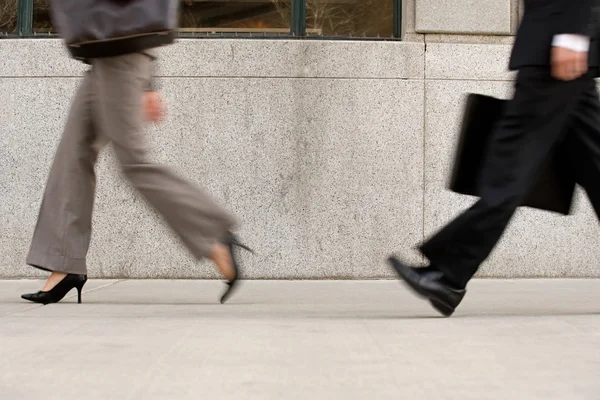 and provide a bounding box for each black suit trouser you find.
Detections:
[420,67,600,289]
